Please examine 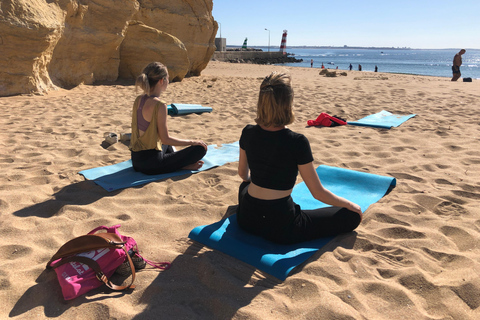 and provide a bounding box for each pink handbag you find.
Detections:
[47,225,146,300]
